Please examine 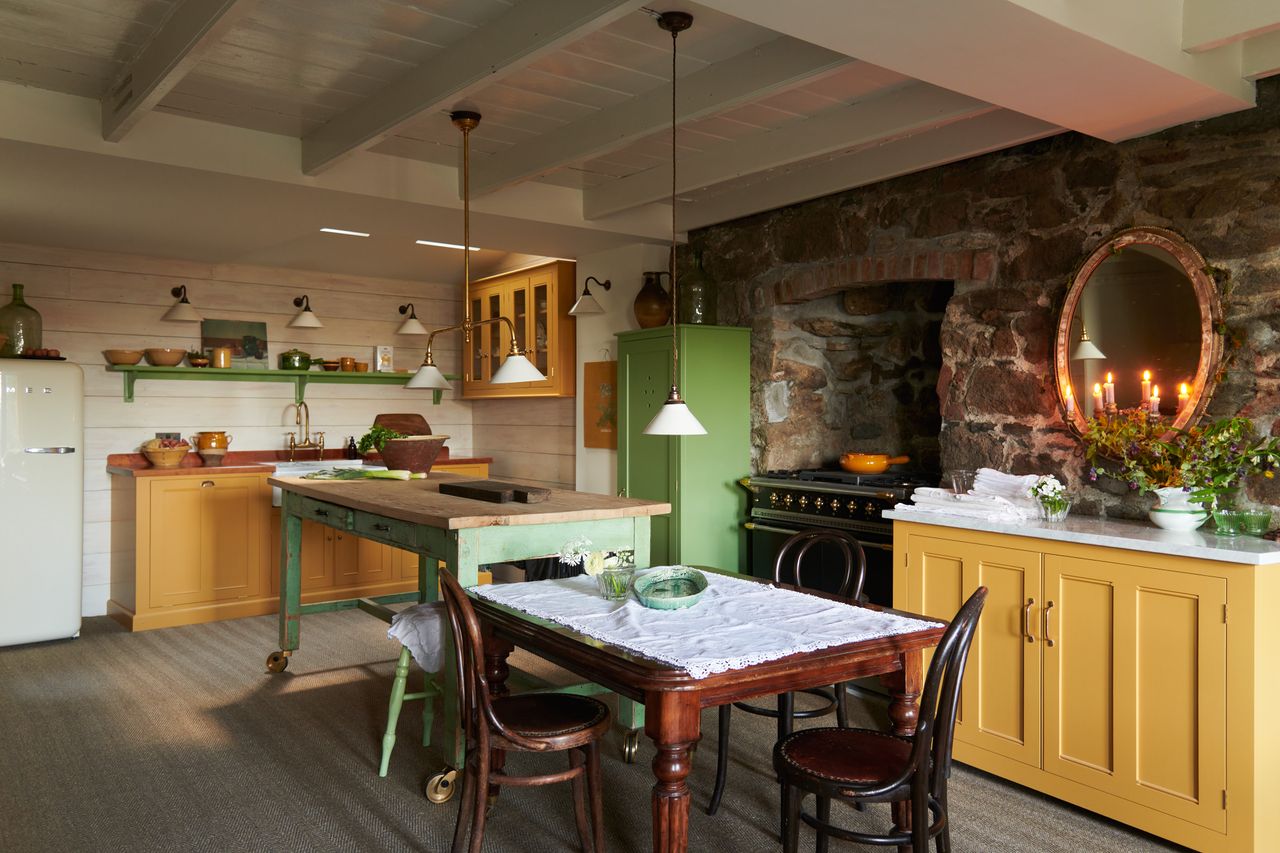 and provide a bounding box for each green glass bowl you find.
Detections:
[1238,509,1272,537]
[633,567,708,610]
[1213,509,1247,536]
